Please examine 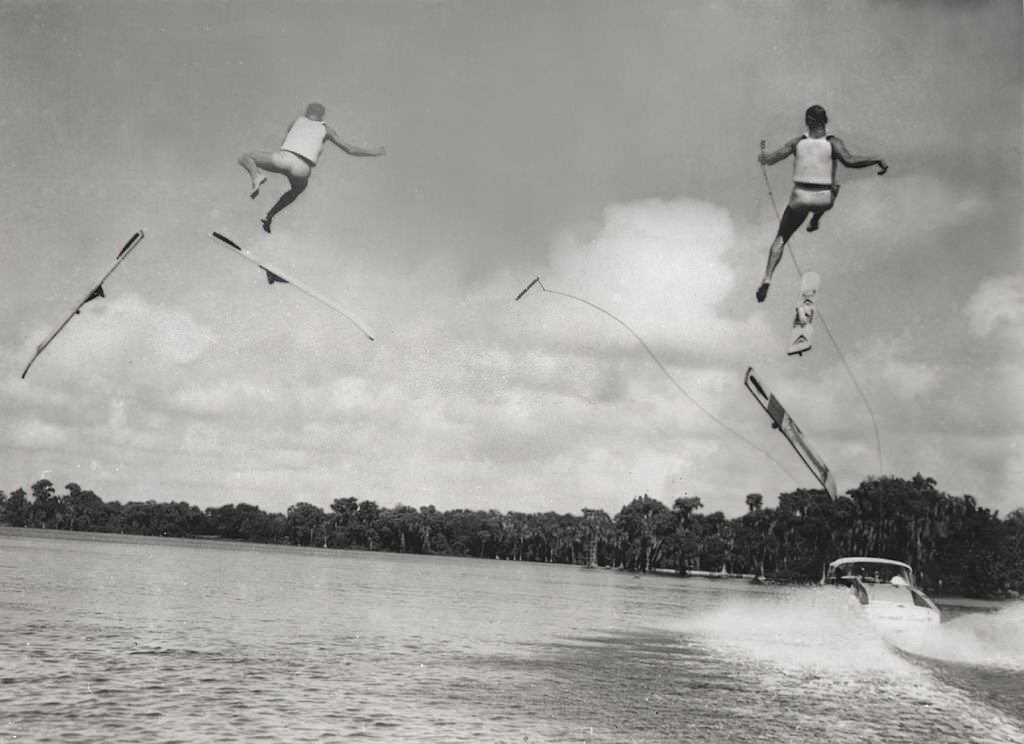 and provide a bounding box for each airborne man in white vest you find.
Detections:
[755,105,888,303]
[239,102,386,234]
